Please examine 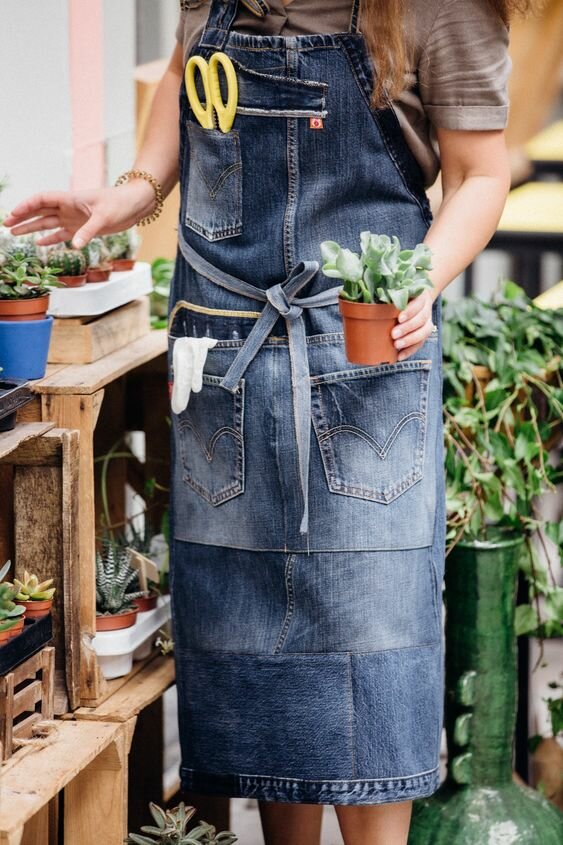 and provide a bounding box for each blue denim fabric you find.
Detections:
[169,0,446,805]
